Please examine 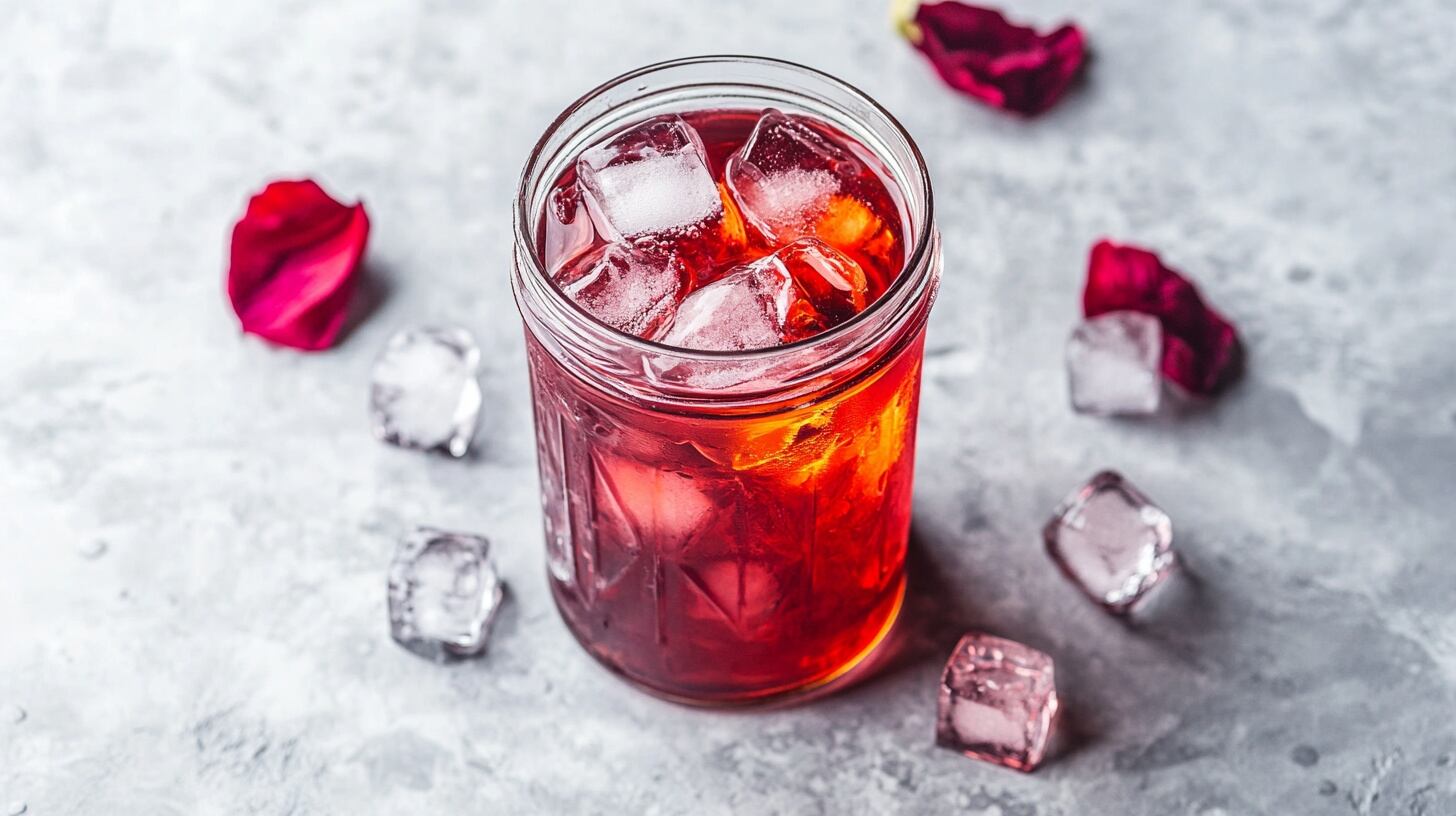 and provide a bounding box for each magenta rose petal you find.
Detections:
[898,1,1087,115]
[1082,240,1242,396]
[226,179,371,351]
